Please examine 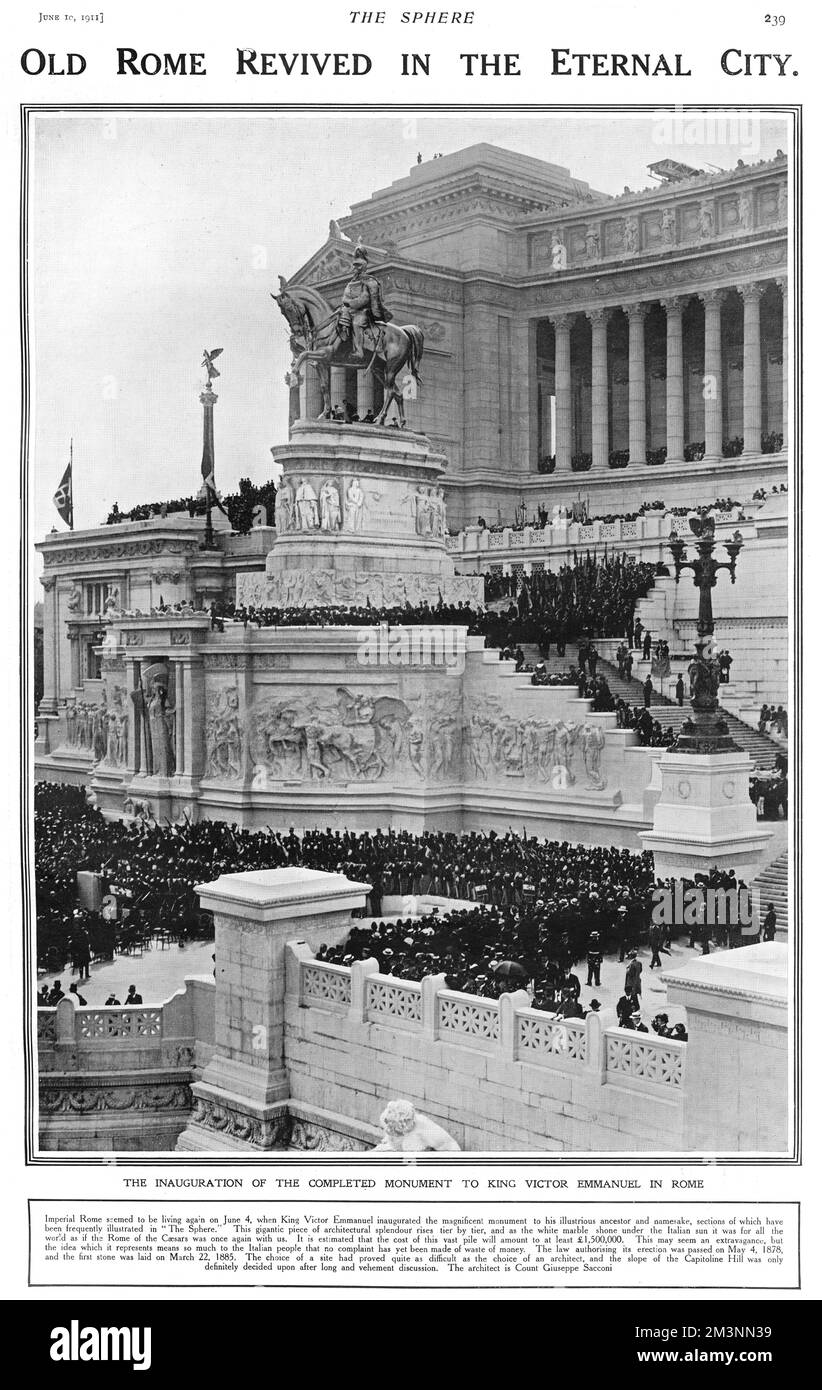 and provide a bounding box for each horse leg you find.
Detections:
[376,366,397,426]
